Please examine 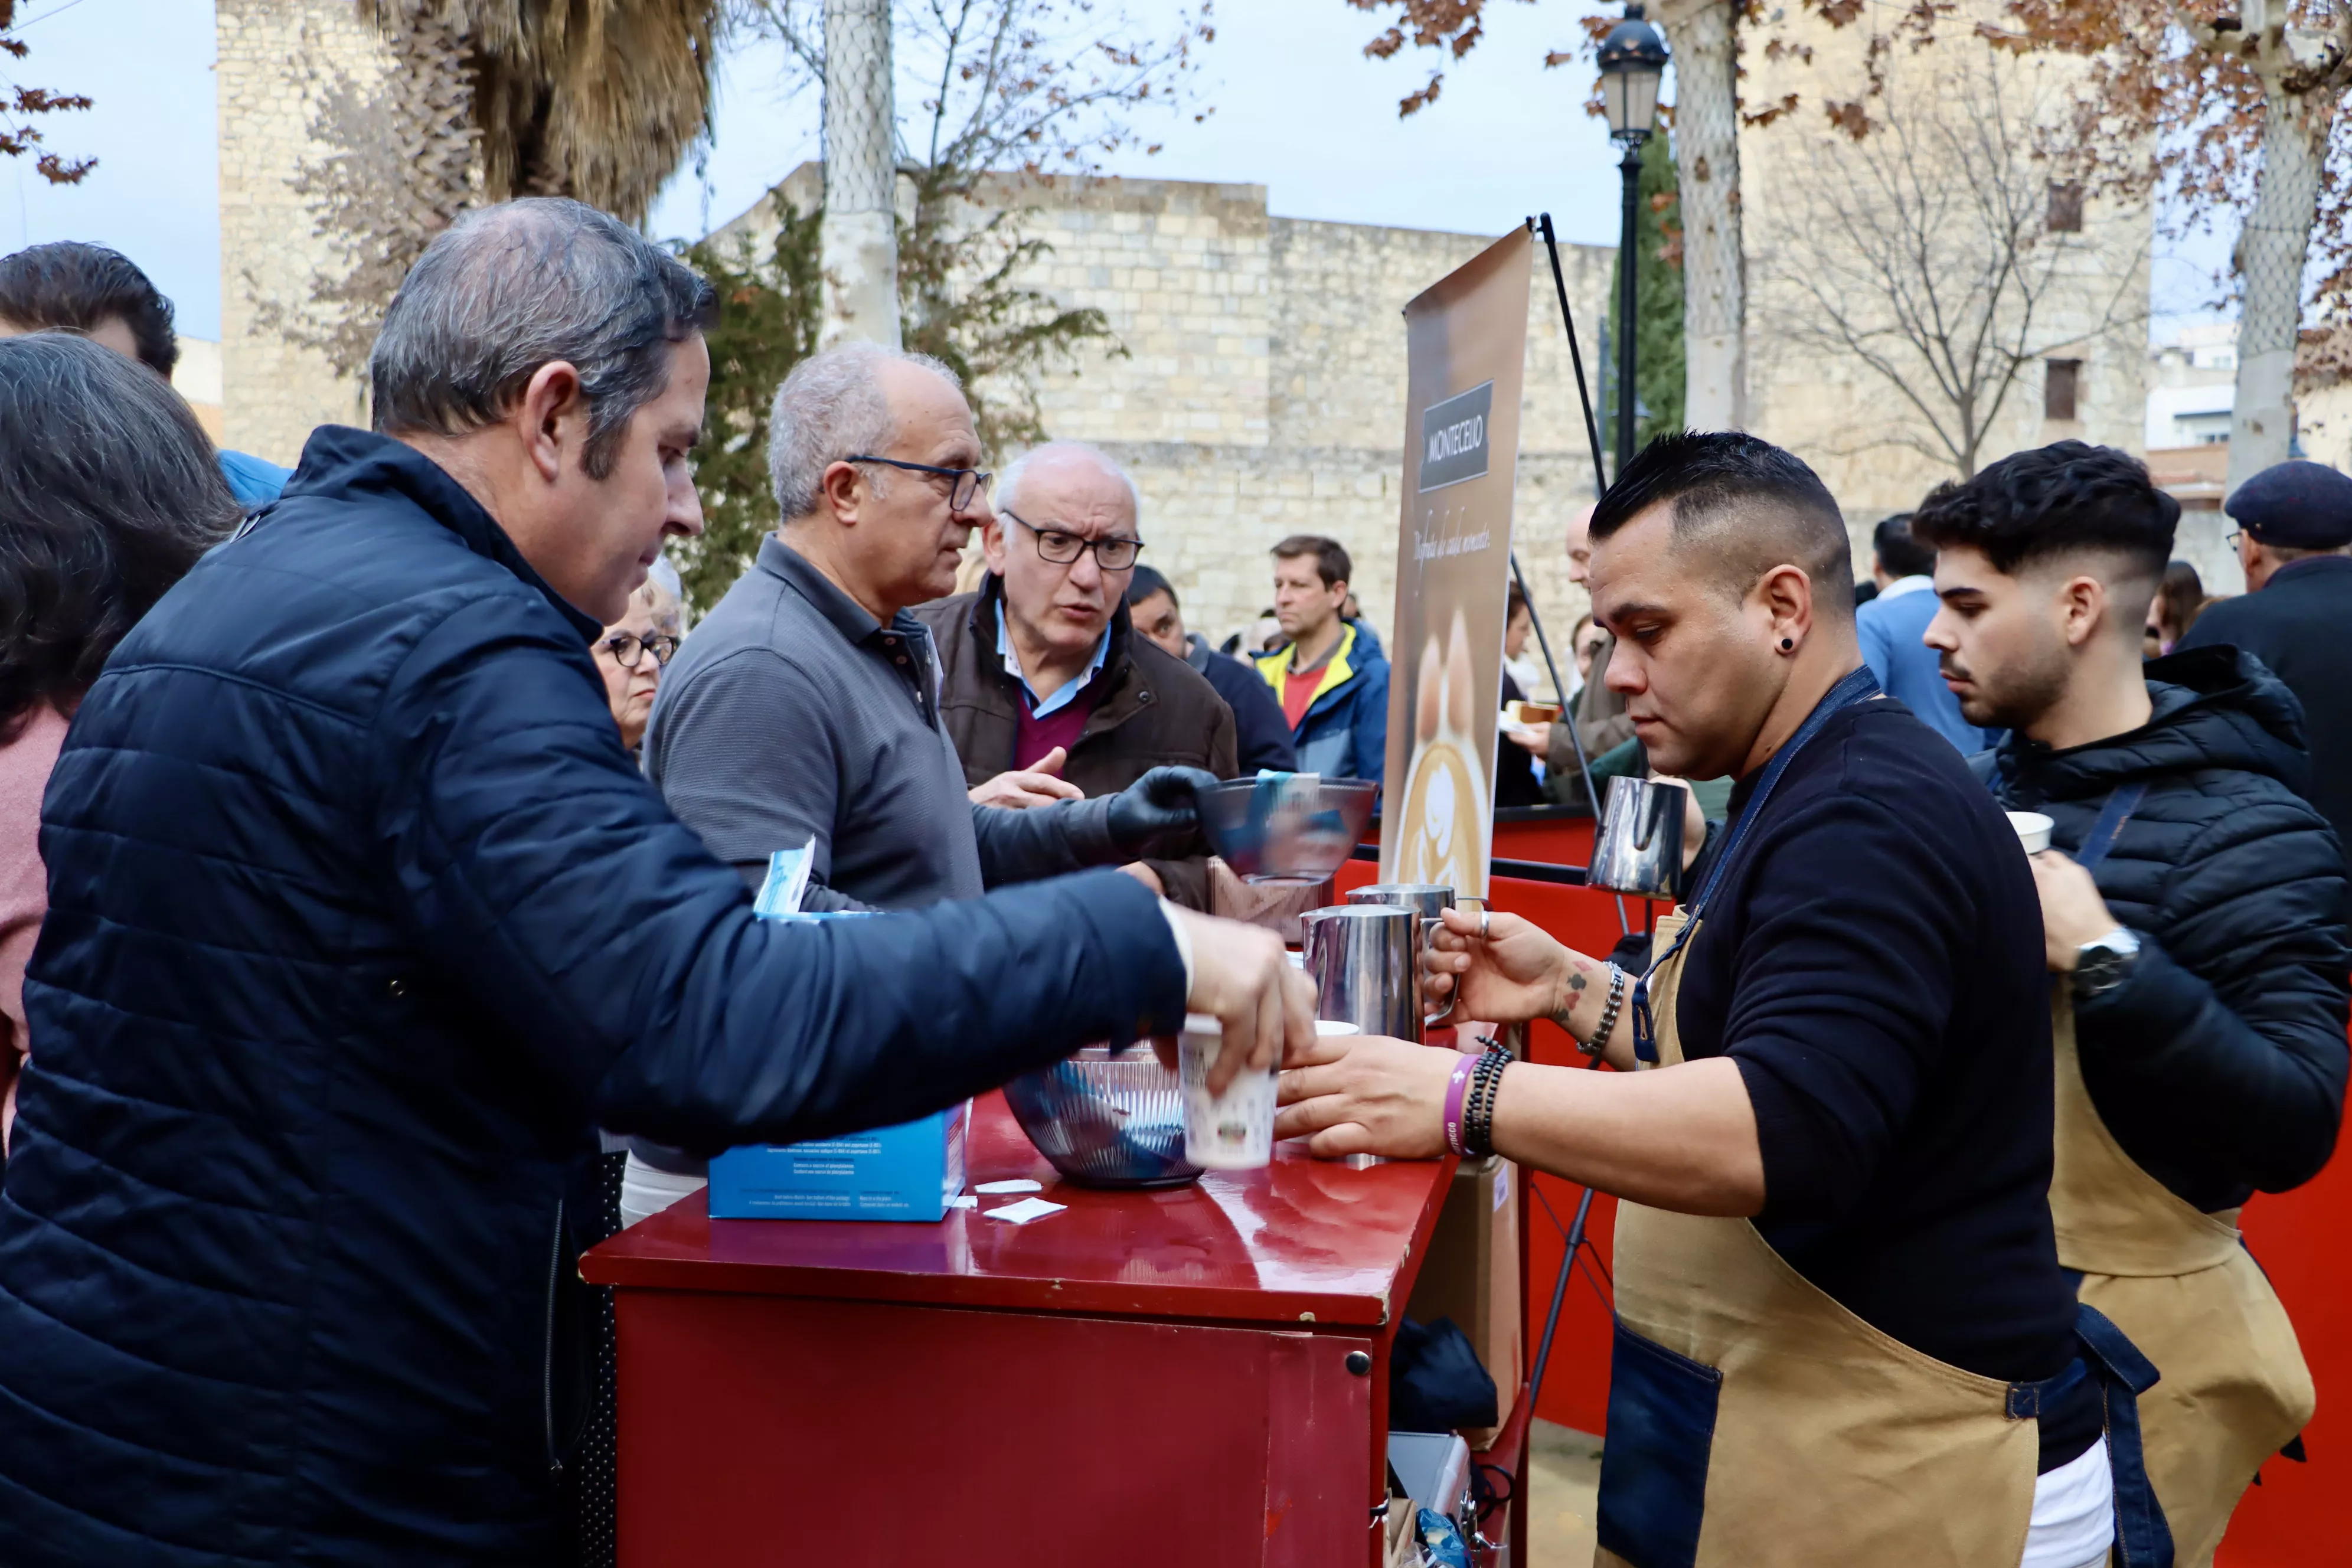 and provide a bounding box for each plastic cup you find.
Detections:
[2008,811,2054,855]
[1180,1016,1357,1170]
